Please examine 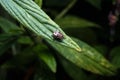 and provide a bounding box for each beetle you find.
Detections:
[52,30,64,41]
